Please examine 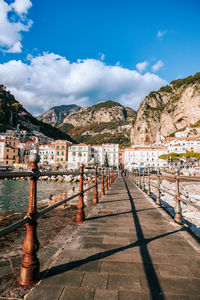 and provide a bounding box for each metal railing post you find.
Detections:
[148,169,151,196]
[143,170,145,191]
[111,170,114,184]
[74,165,85,223]
[156,169,161,205]
[174,175,183,224]
[101,170,105,195]
[93,166,98,204]
[109,170,112,186]
[139,168,141,188]
[105,170,108,191]
[19,152,40,286]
